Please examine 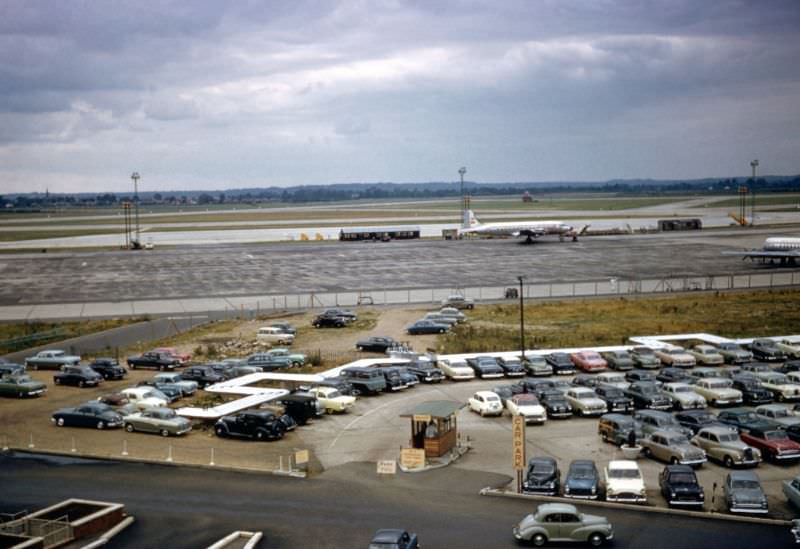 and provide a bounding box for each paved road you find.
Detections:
[0,453,792,548]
